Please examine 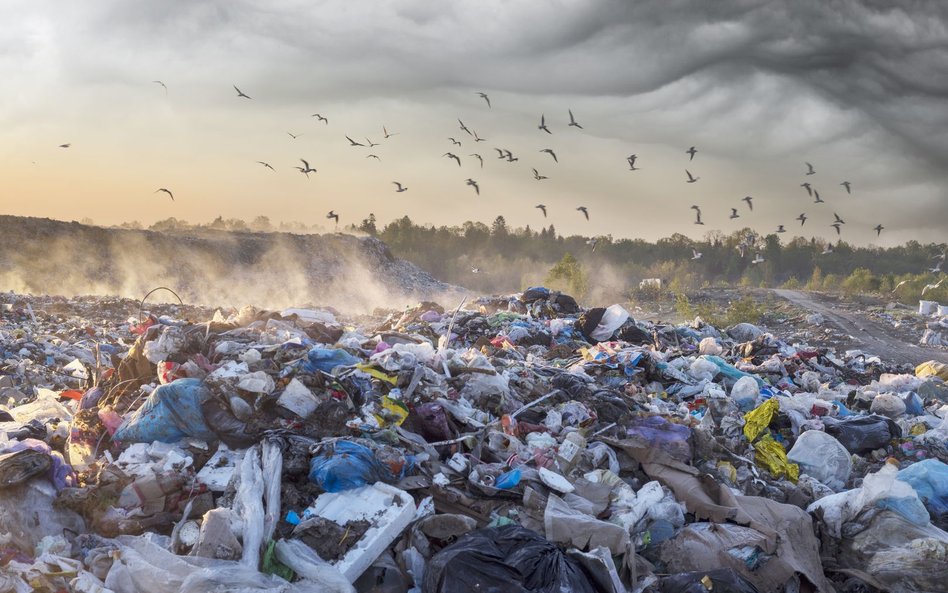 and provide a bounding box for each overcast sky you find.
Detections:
[1,0,946,245]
